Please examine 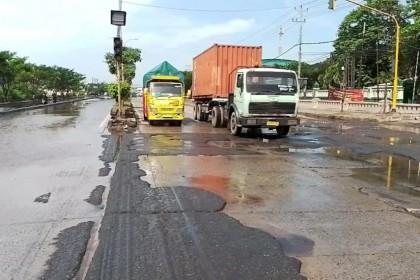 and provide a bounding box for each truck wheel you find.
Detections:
[276,126,290,137]
[211,107,222,128]
[229,112,242,136]
[198,104,208,122]
[149,120,157,126]
[193,103,199,120]
[220,107,228,128]
[197,104,203,121]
